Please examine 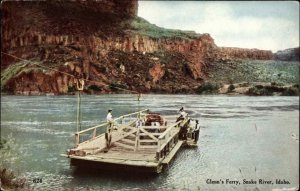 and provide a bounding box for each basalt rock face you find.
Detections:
[1,0,273,95]
[273,47,300,61]
[218,47,273,61]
